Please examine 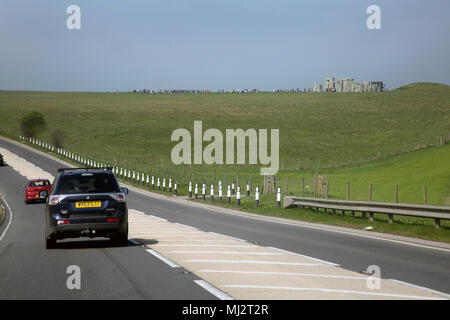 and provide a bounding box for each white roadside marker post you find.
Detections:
[236,186,241,206]
[255,186,260,207]
[277,187,281,208]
